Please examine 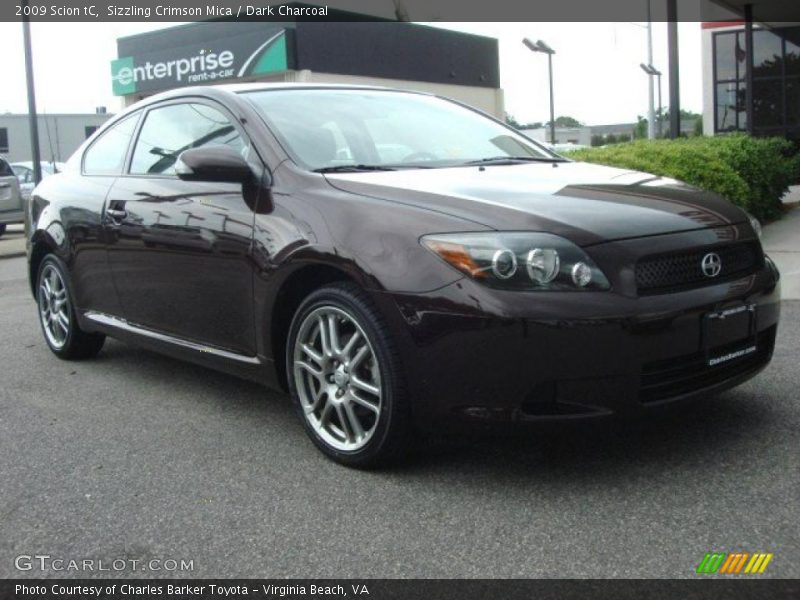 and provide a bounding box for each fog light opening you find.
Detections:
[491,248,518,279]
